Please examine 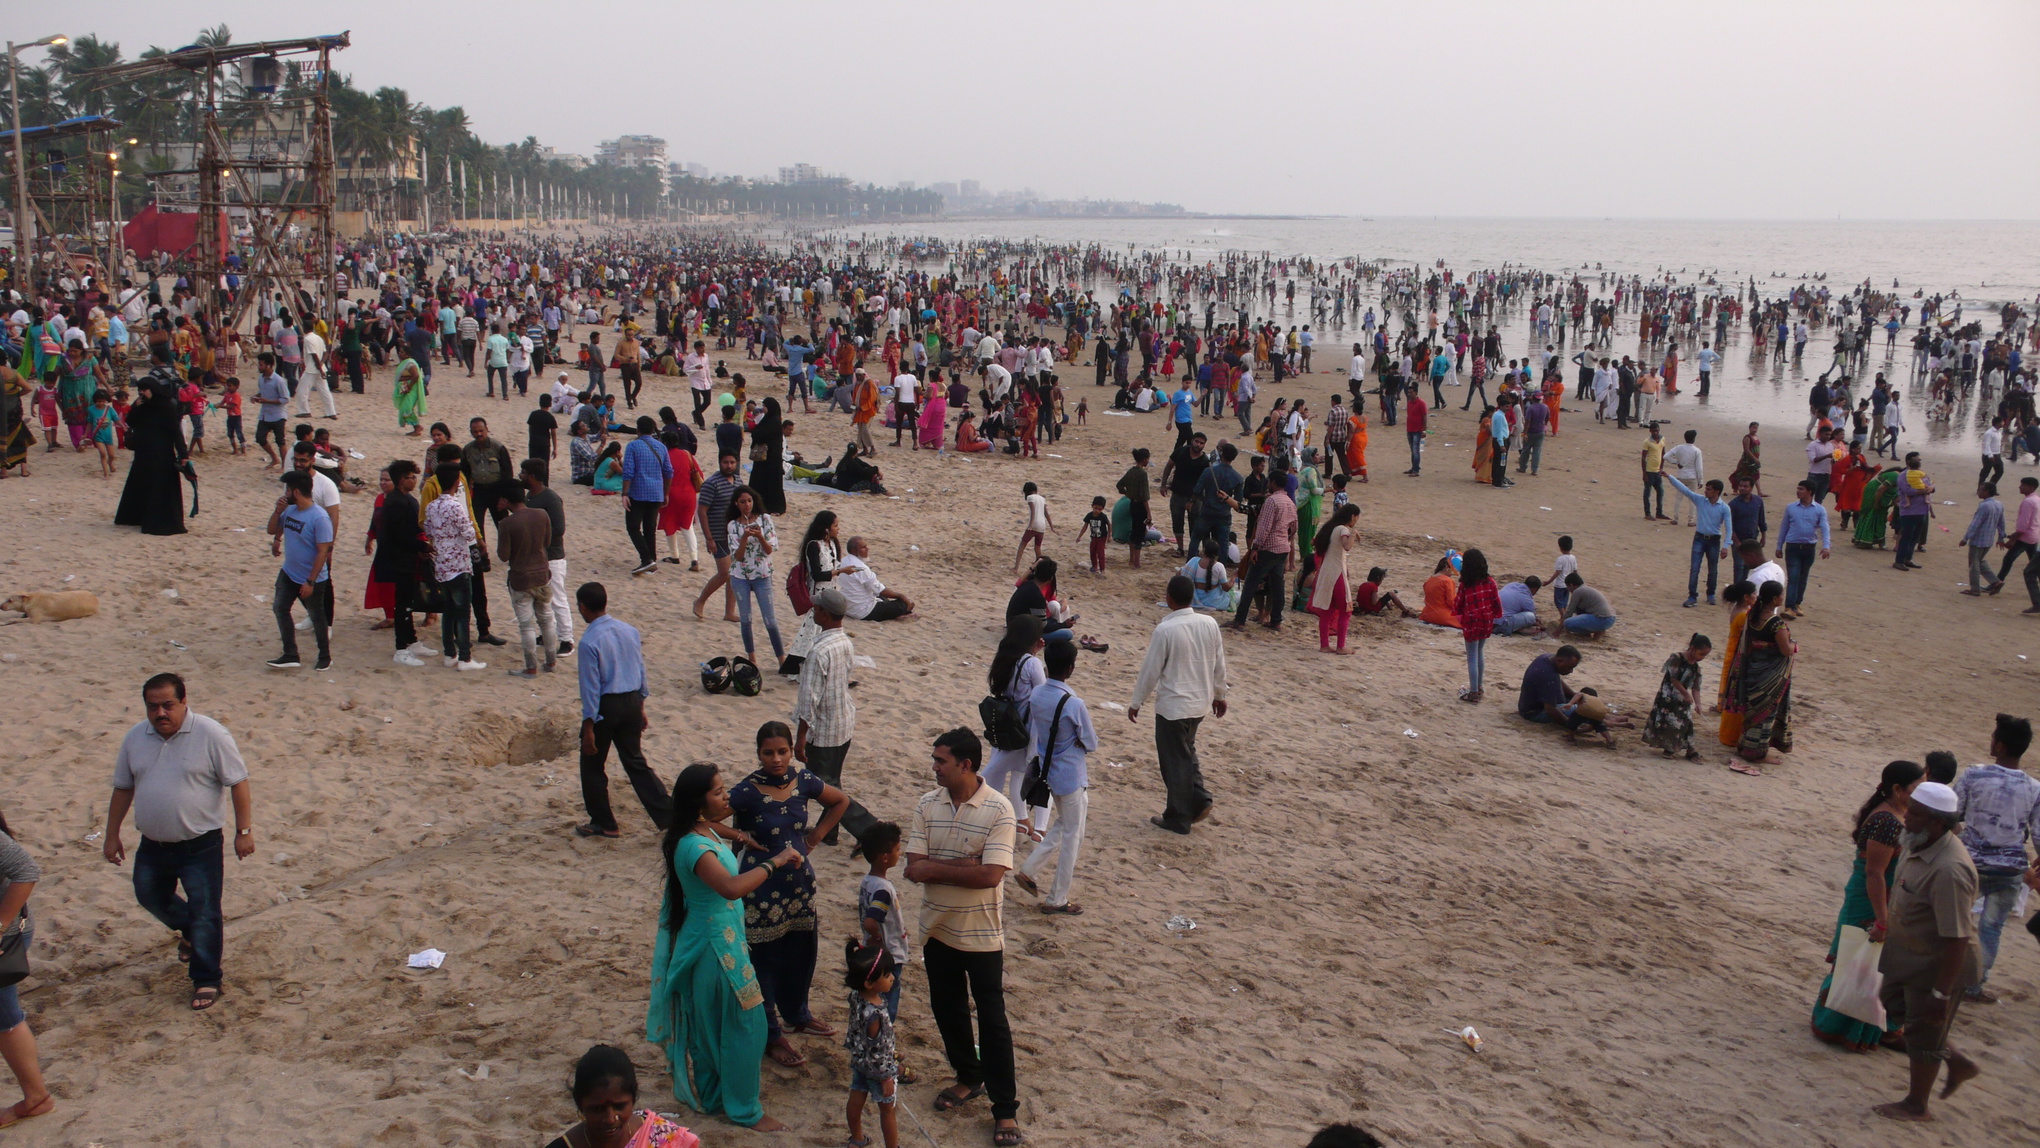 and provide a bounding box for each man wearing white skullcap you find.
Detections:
[1872,780,1980,1123]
